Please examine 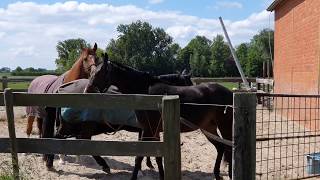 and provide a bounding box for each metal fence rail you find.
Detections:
[256,93,320,180]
